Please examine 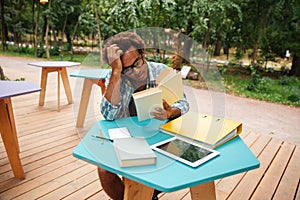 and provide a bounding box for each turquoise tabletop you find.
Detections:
[70,69,110,80]
[73,117,260,192]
